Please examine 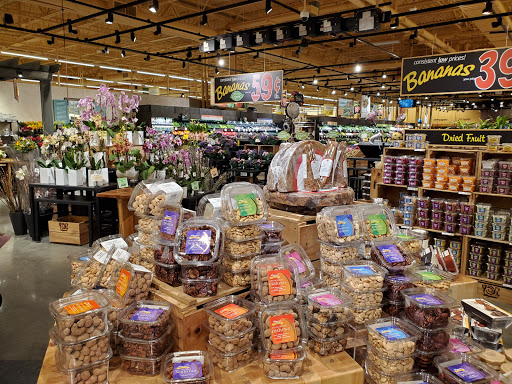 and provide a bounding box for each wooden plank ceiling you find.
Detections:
[0,0,511,104]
